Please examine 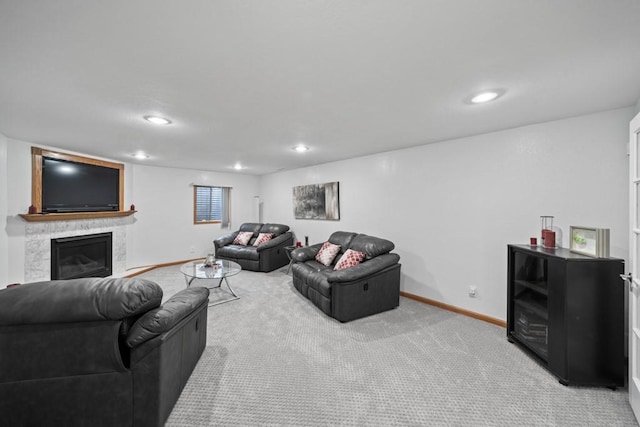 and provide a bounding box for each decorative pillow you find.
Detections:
[334,249,366,271]
[253,233,273,247]
[315,241,341,266]
[233,231,253,246]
